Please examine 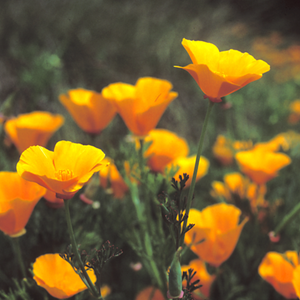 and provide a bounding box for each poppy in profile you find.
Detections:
[102,77,178,136]
[176,38,270,102]
[4,111,64,153]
